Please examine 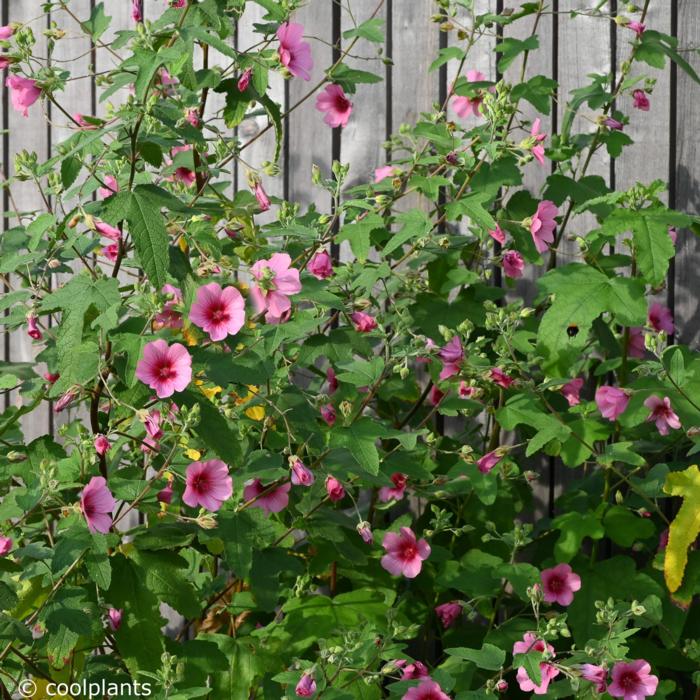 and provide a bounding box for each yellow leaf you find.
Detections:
[663,464,700,592]
[245,405,265,421]
[30,678,73,699]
